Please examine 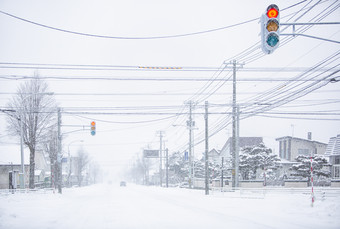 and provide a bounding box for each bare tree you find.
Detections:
[6,77,57,189]
[89,161,101,184]
[76,147,90,186]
